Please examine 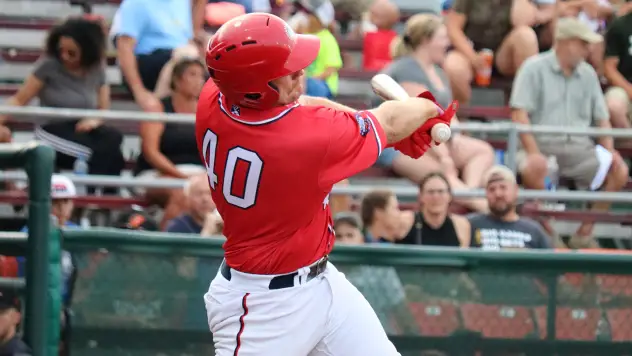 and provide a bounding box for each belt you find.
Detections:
[220,256,329,290]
